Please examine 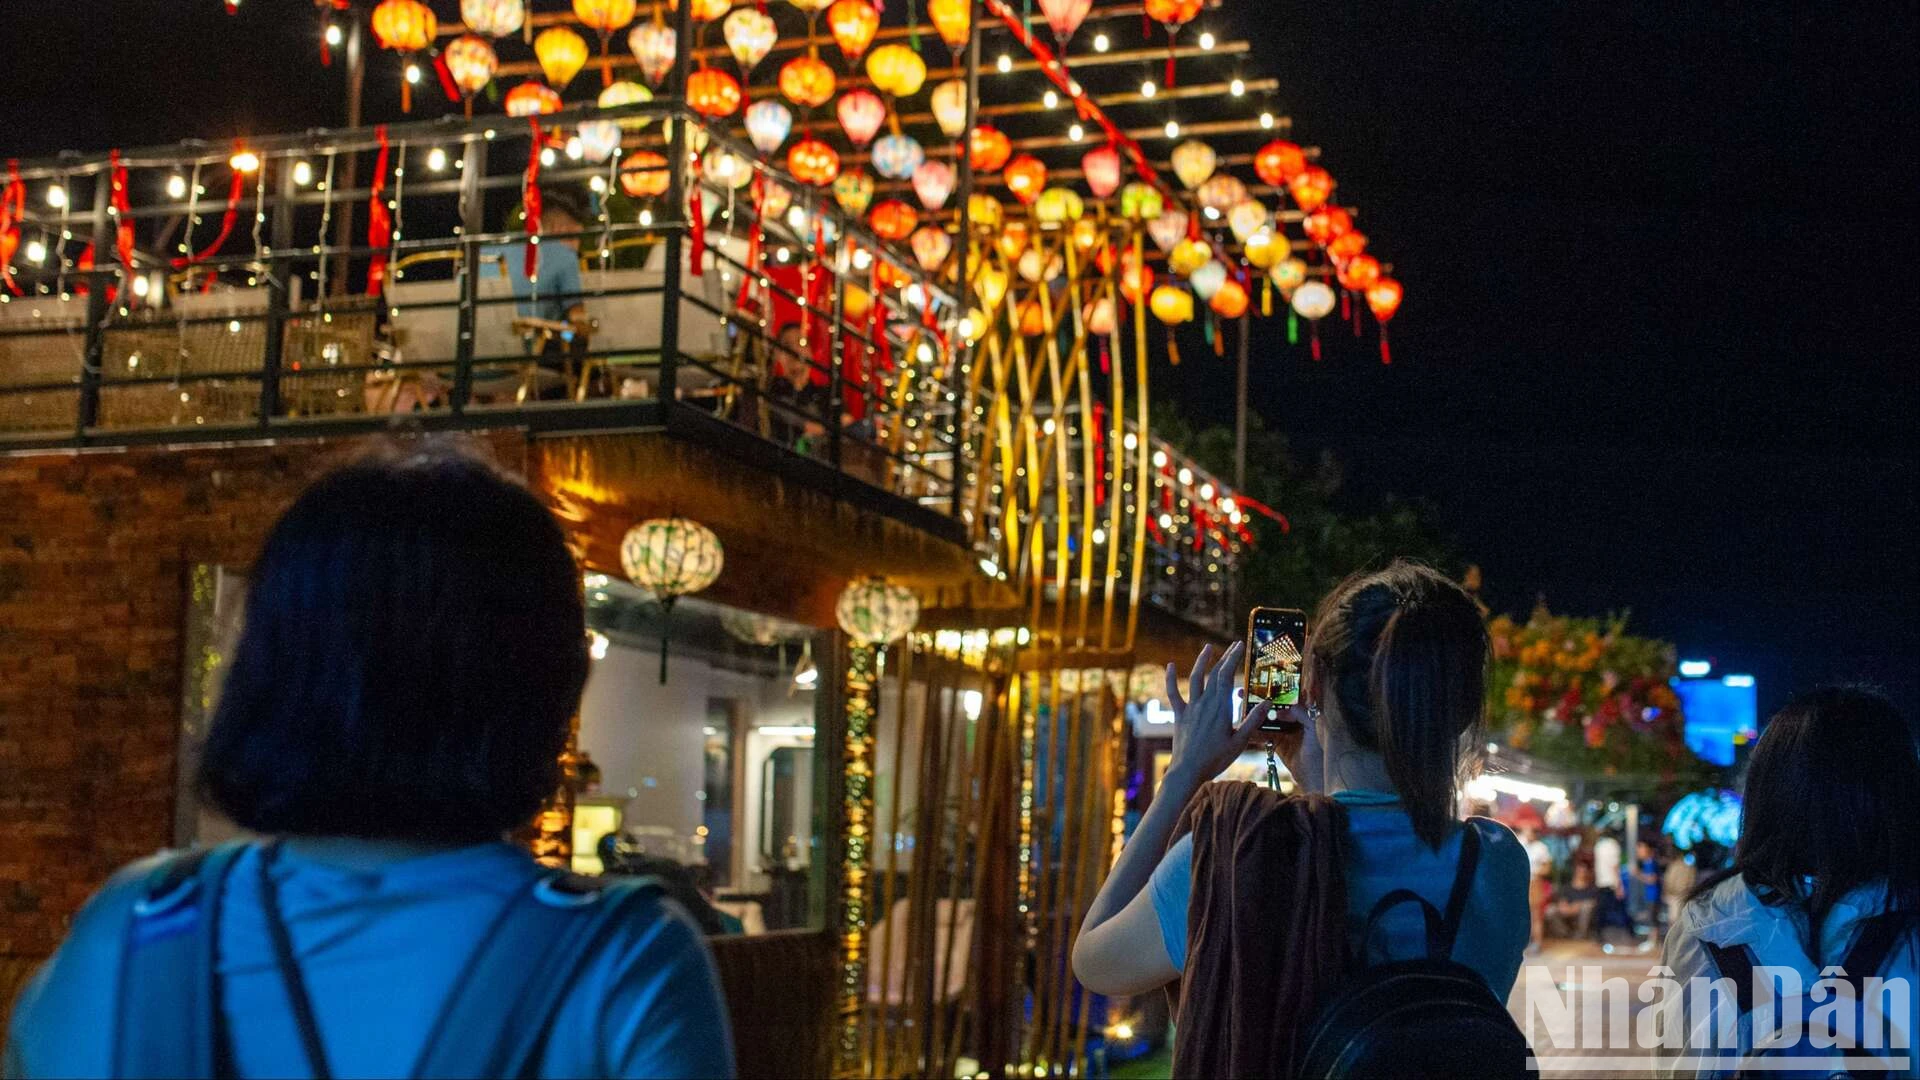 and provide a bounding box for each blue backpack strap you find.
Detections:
[1356,824,1484,963]
[113,842,250,1079]
[411,873,666,1079]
